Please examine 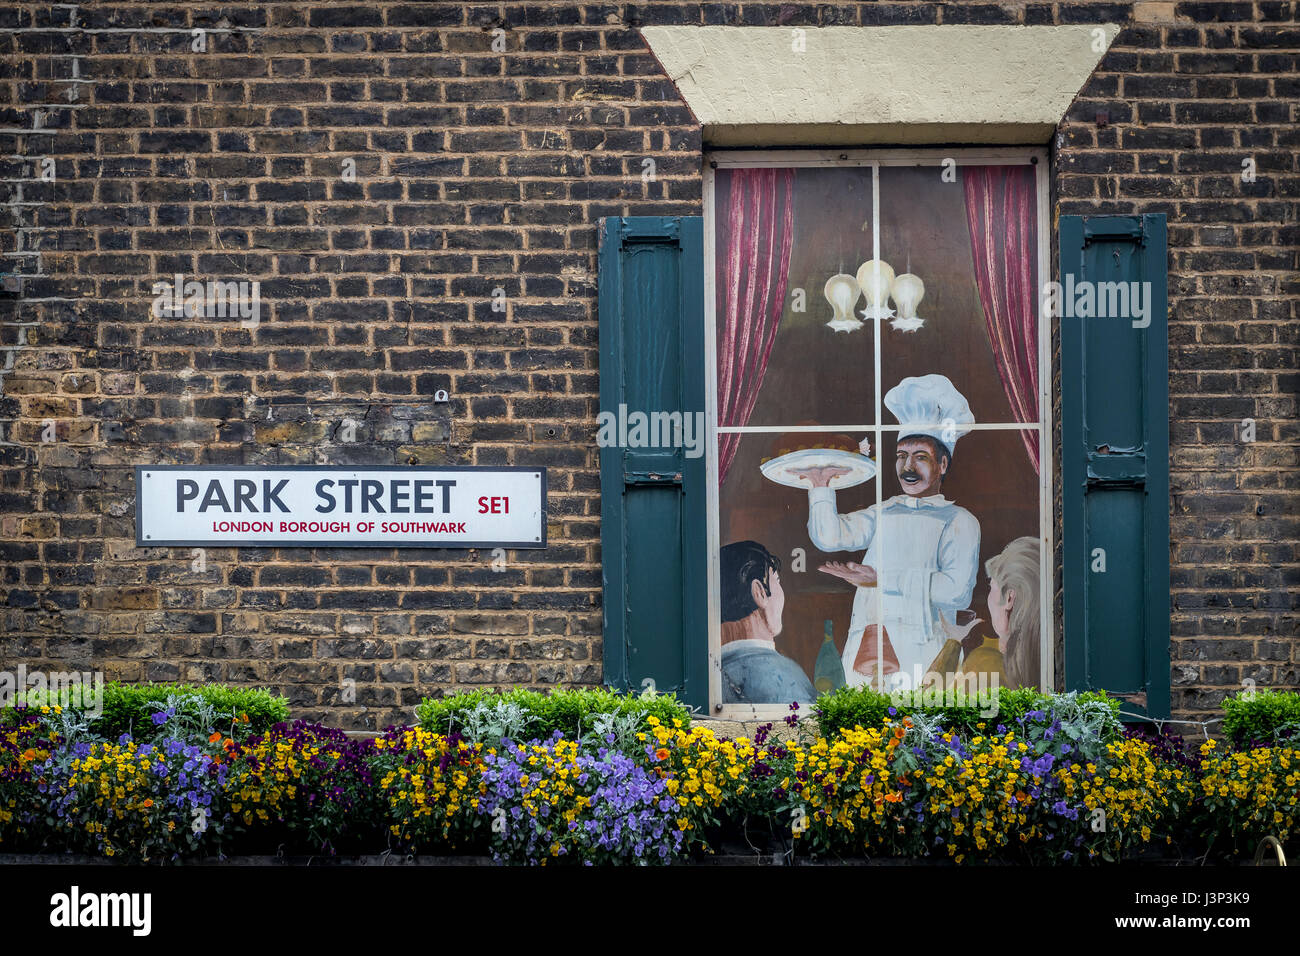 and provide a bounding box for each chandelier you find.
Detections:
[823,259,926,333]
